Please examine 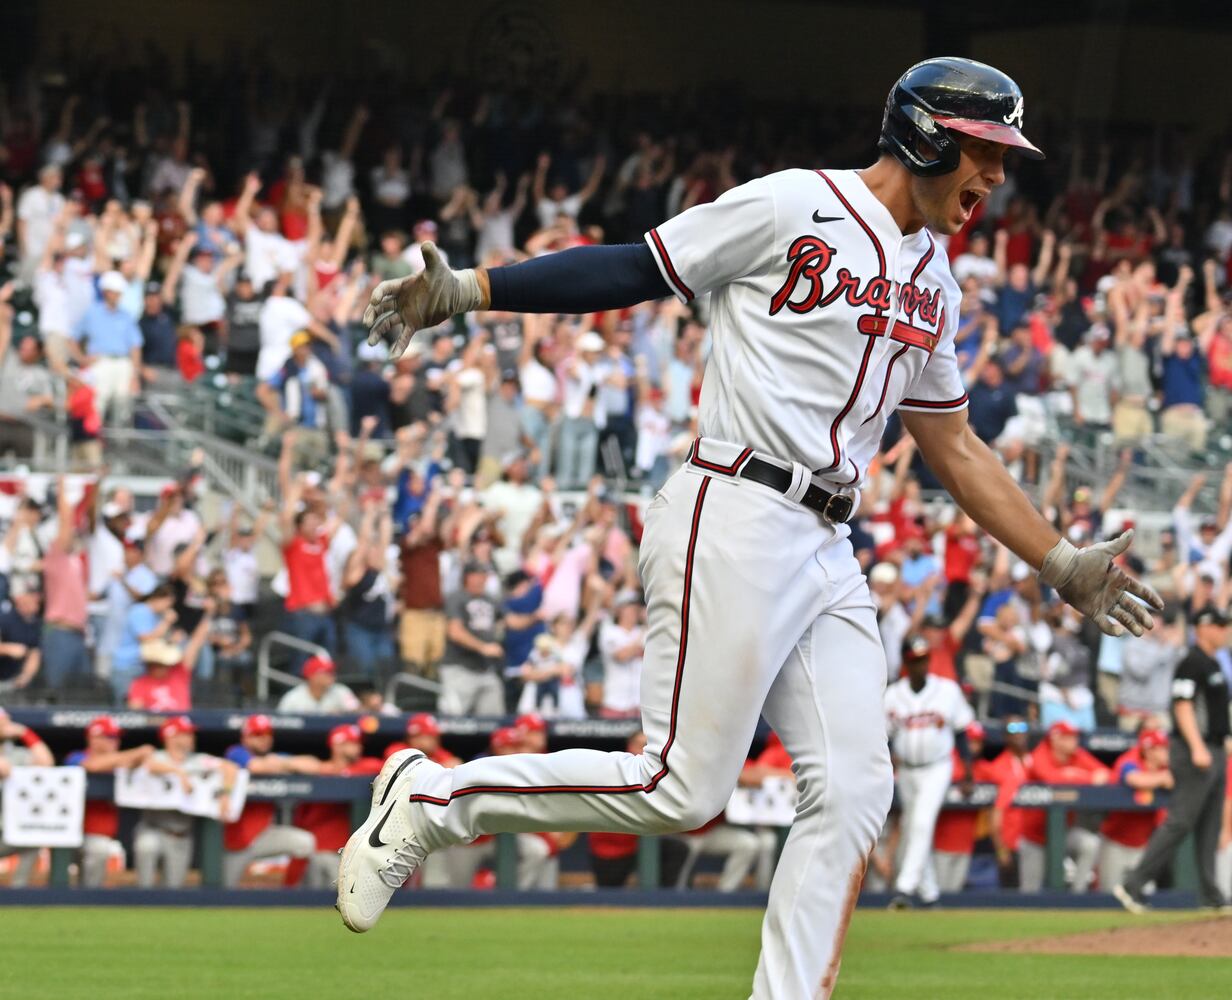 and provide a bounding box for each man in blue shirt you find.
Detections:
[1161,331,1207,453]
[75,270,143,426]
